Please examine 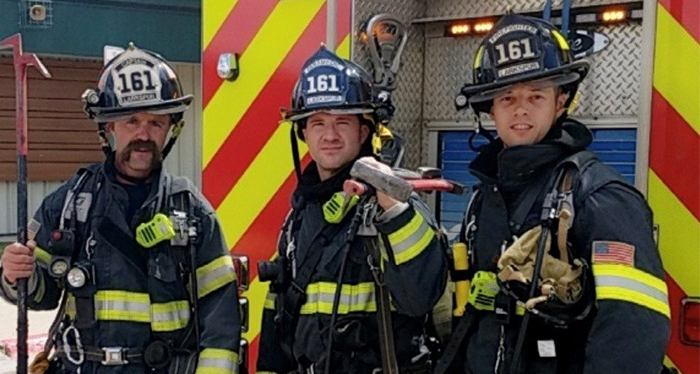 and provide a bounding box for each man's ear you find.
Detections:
[555,92,570,118]
[105,122,115,133]
[360,123,370,143]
